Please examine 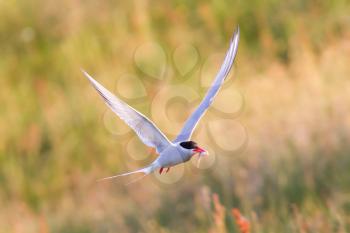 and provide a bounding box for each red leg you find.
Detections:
[166,167,170,173]
[159,167,164,174]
